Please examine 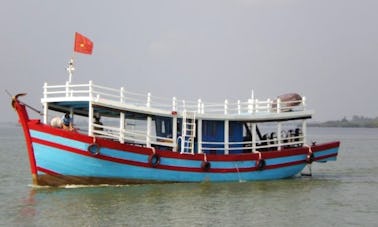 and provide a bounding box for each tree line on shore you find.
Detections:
[309,115,378,128]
